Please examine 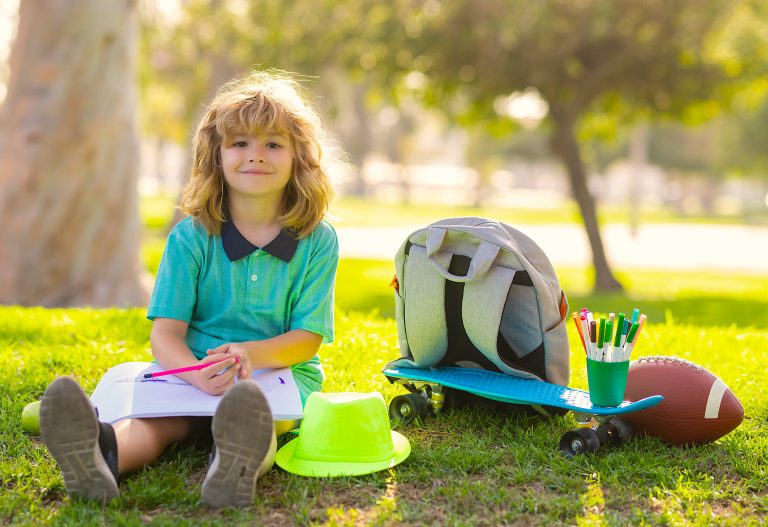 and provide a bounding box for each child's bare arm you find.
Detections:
[206,329,322,379]
[151,318,238,395]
